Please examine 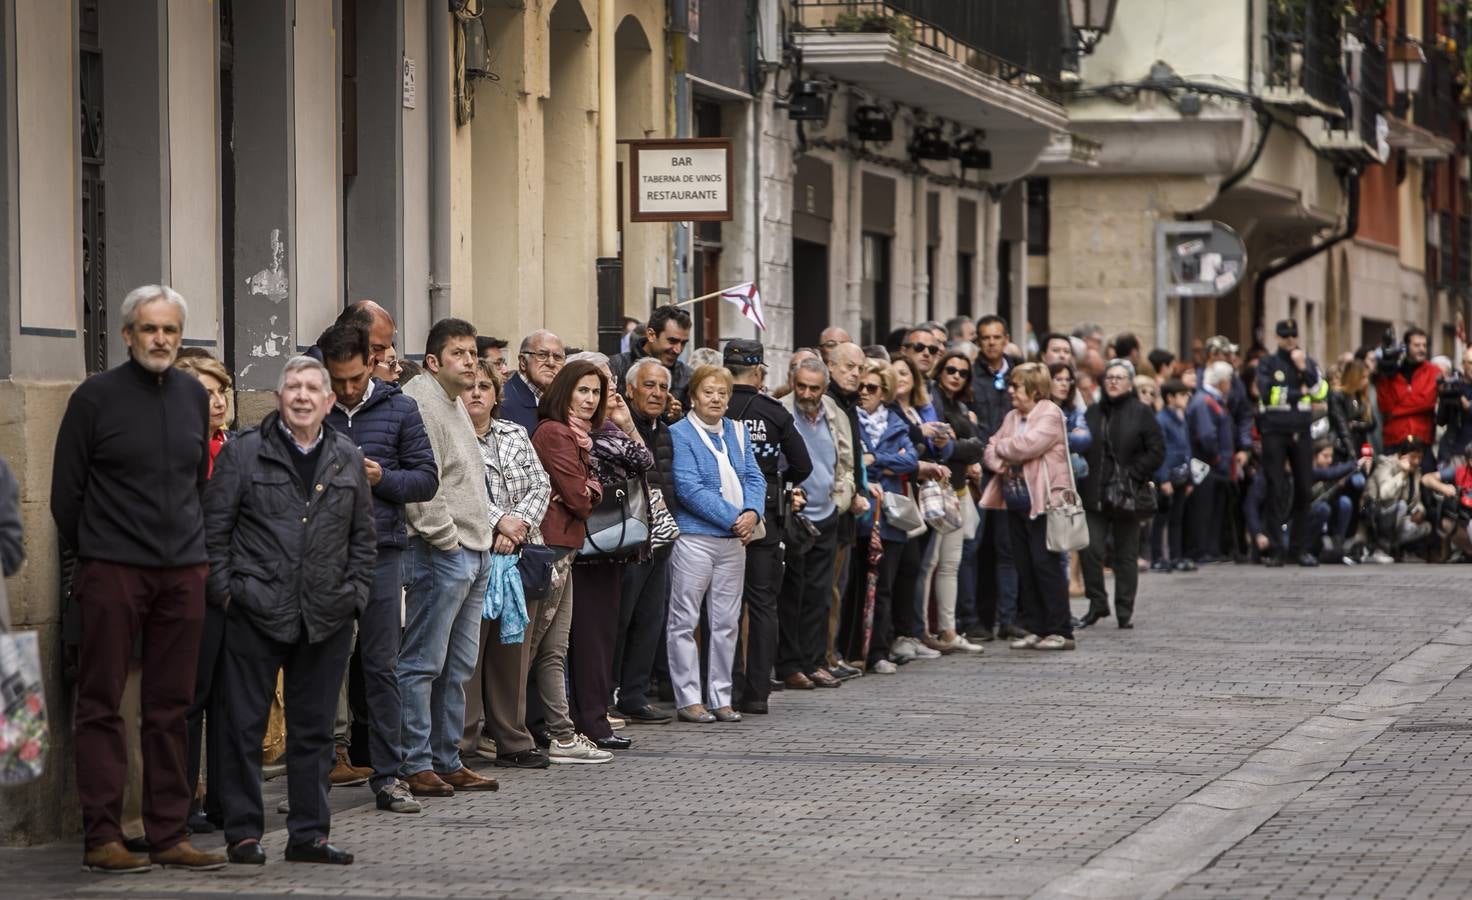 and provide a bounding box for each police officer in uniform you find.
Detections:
[1256,318,1329,567]
[724,339,813,714]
